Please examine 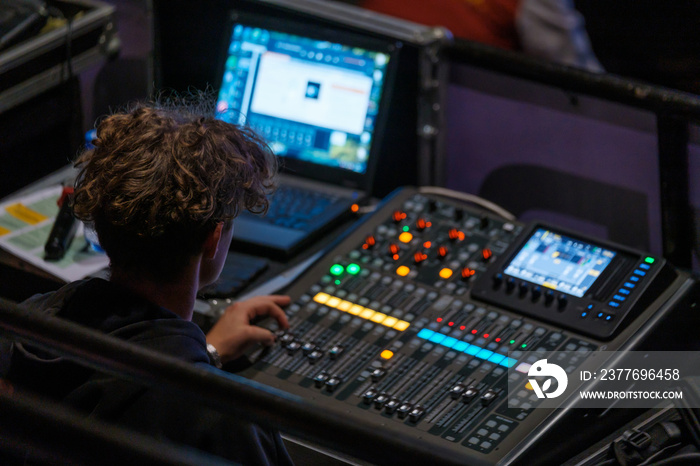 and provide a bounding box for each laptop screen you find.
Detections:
[215,12,397,180]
